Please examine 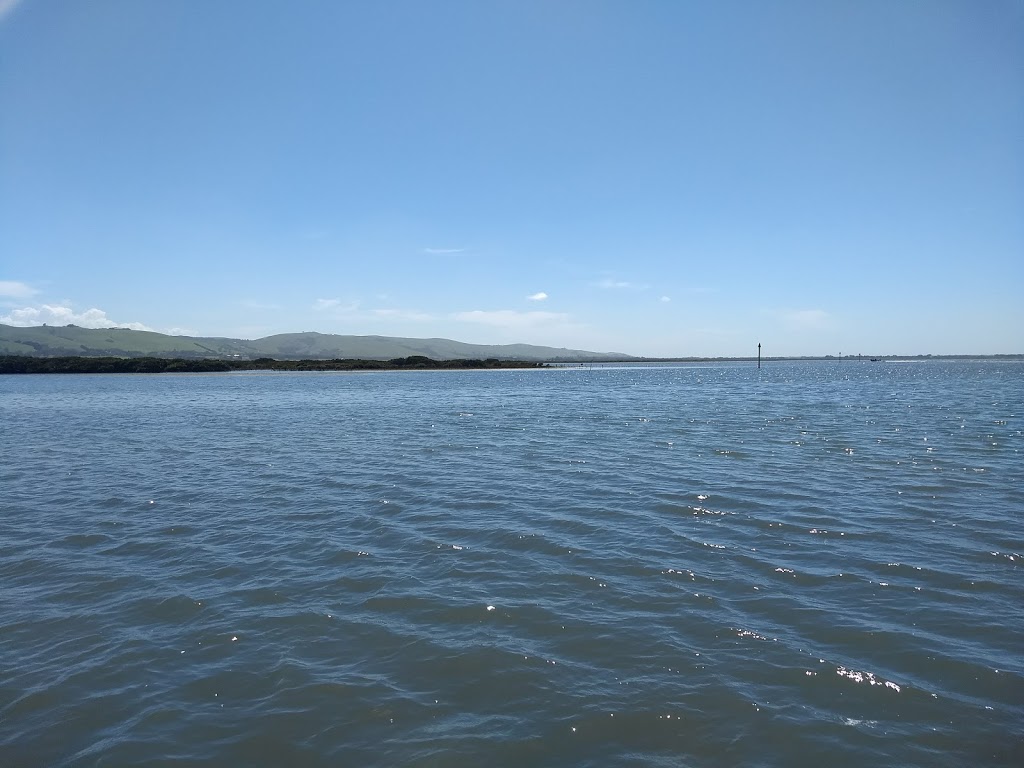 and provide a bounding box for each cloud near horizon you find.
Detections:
[0,304,152,331]
[314,297,432,323]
